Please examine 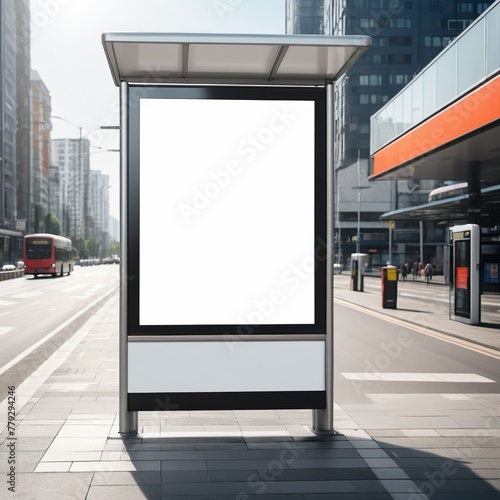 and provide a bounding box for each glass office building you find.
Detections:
[287,0,494,269]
